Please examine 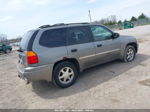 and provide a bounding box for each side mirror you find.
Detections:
[112,33,120,39]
